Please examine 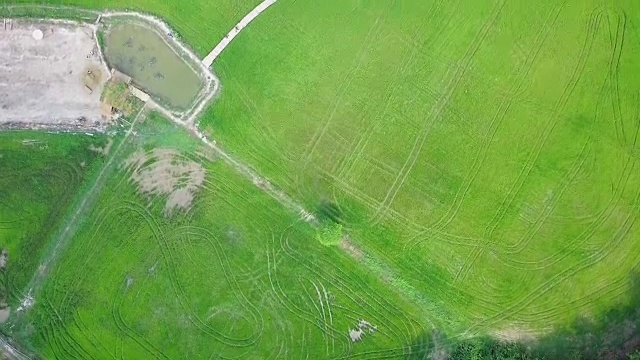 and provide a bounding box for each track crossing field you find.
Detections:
[203,0,640,334]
